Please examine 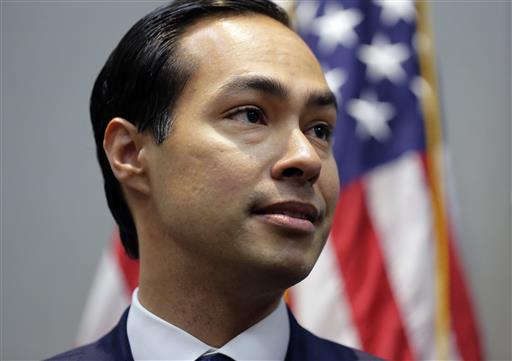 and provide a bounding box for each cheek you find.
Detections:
[175,137,262,199]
